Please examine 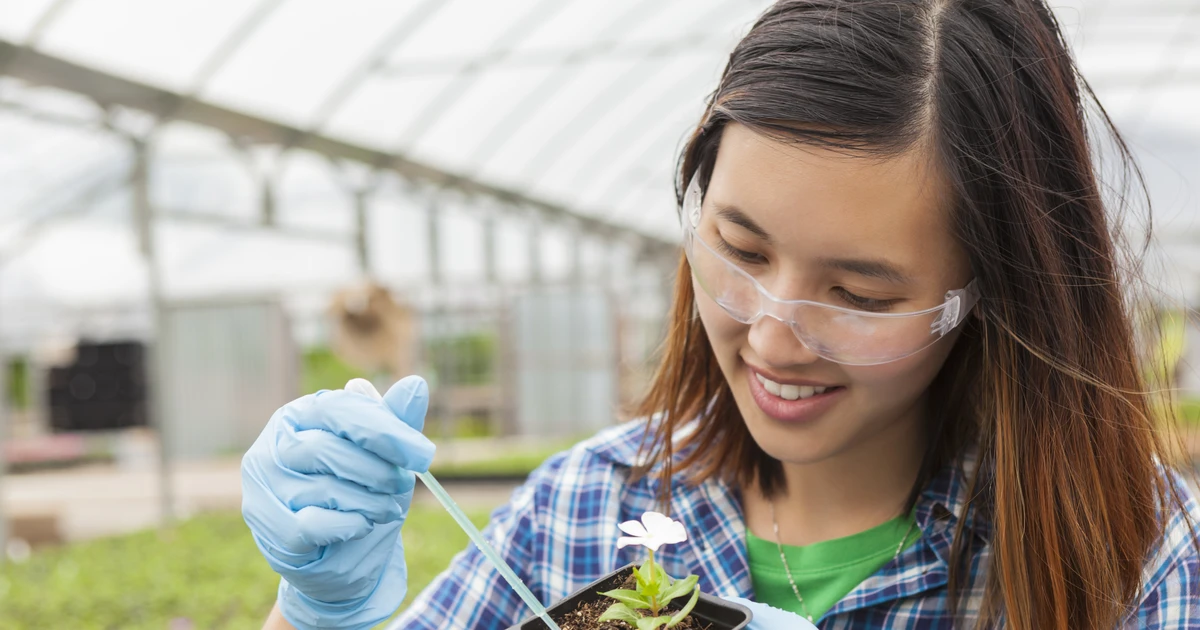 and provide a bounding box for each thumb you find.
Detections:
[726,597,819,630]
[383,375,430,433]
